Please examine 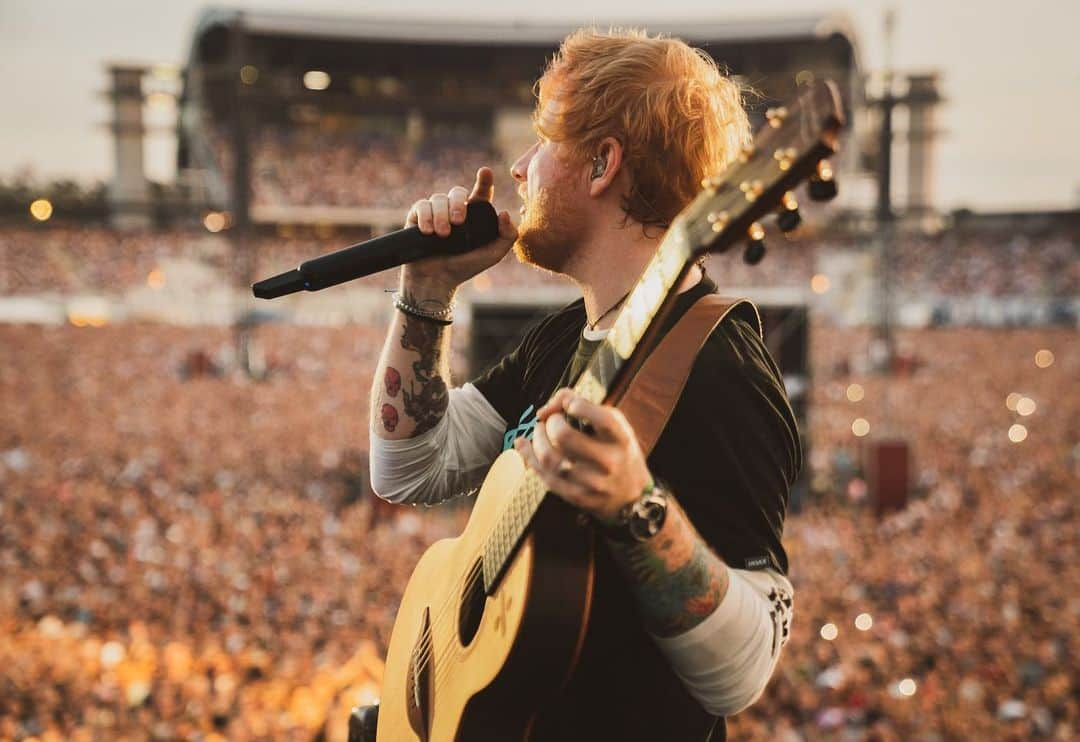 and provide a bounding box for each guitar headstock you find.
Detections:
[676,79,845,264]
